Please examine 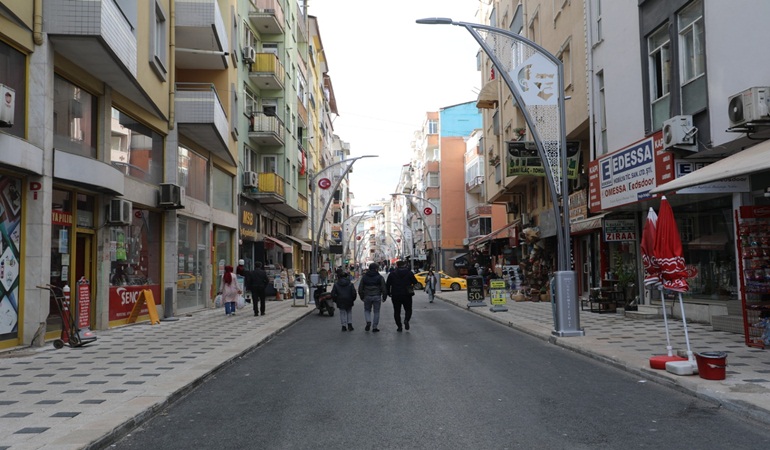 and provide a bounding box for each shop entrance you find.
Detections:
[75,232,94,326]
[578,234,600,297]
